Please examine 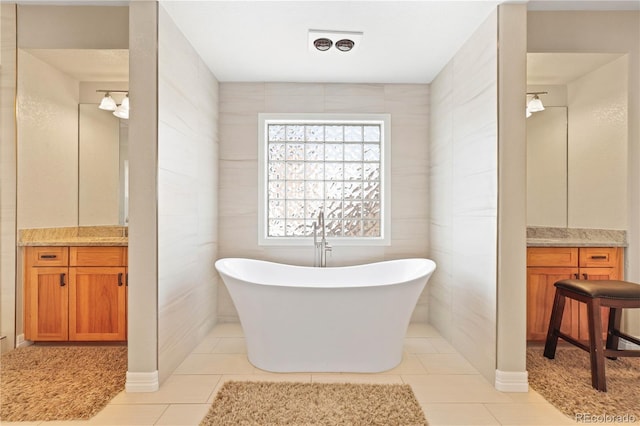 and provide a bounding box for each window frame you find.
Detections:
[258,113,391,246]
